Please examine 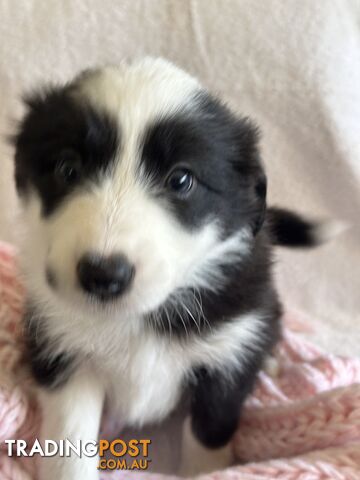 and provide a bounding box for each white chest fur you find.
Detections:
[103,333,189,426]
[93,312,265,427]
